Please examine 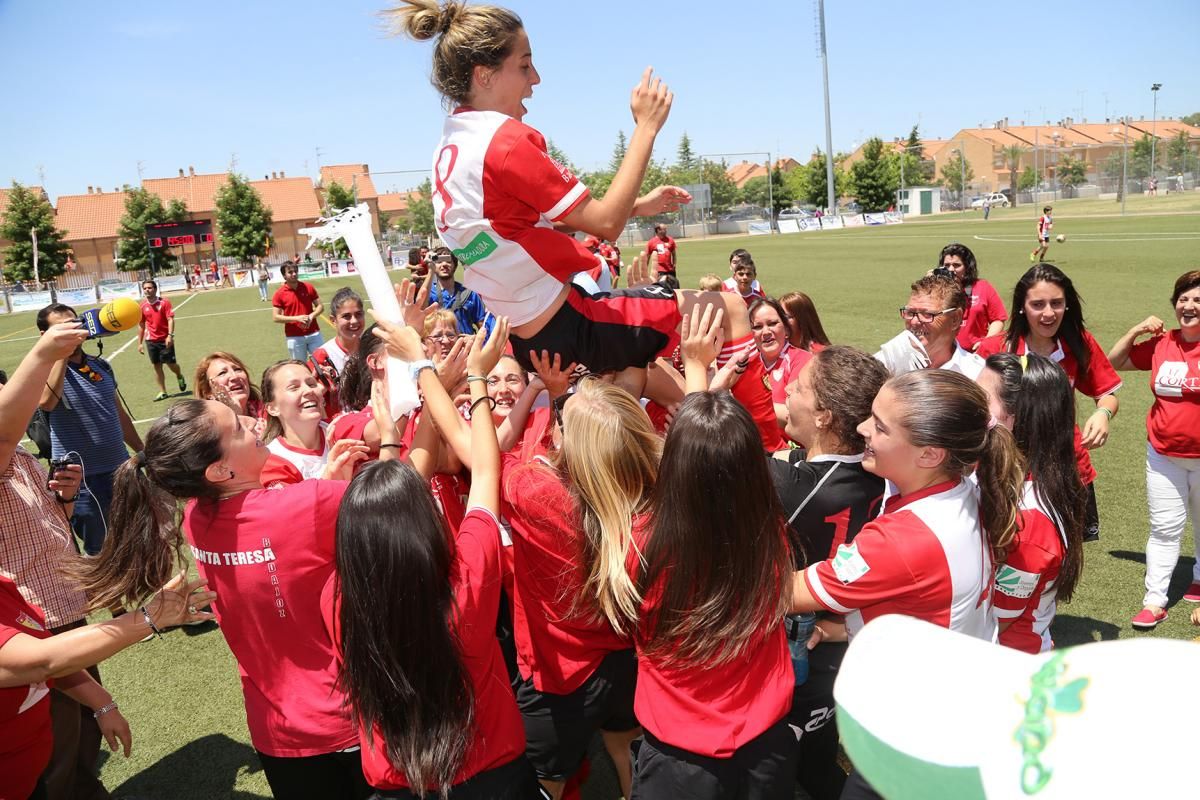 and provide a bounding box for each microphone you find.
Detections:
[78,297,141,339]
